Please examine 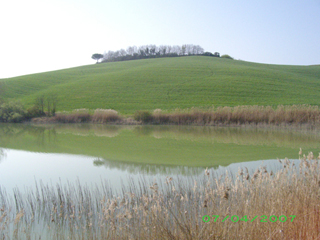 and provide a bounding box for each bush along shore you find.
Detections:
[1,149,320,239]
[30,105,320,126]
[1,100,320,126]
